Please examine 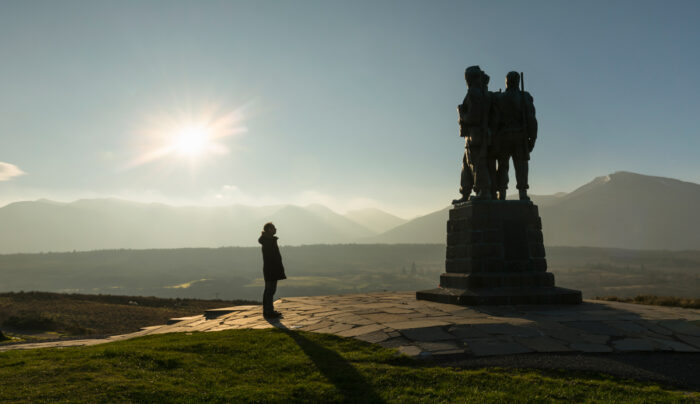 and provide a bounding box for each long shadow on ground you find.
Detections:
[266,319,386,403]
